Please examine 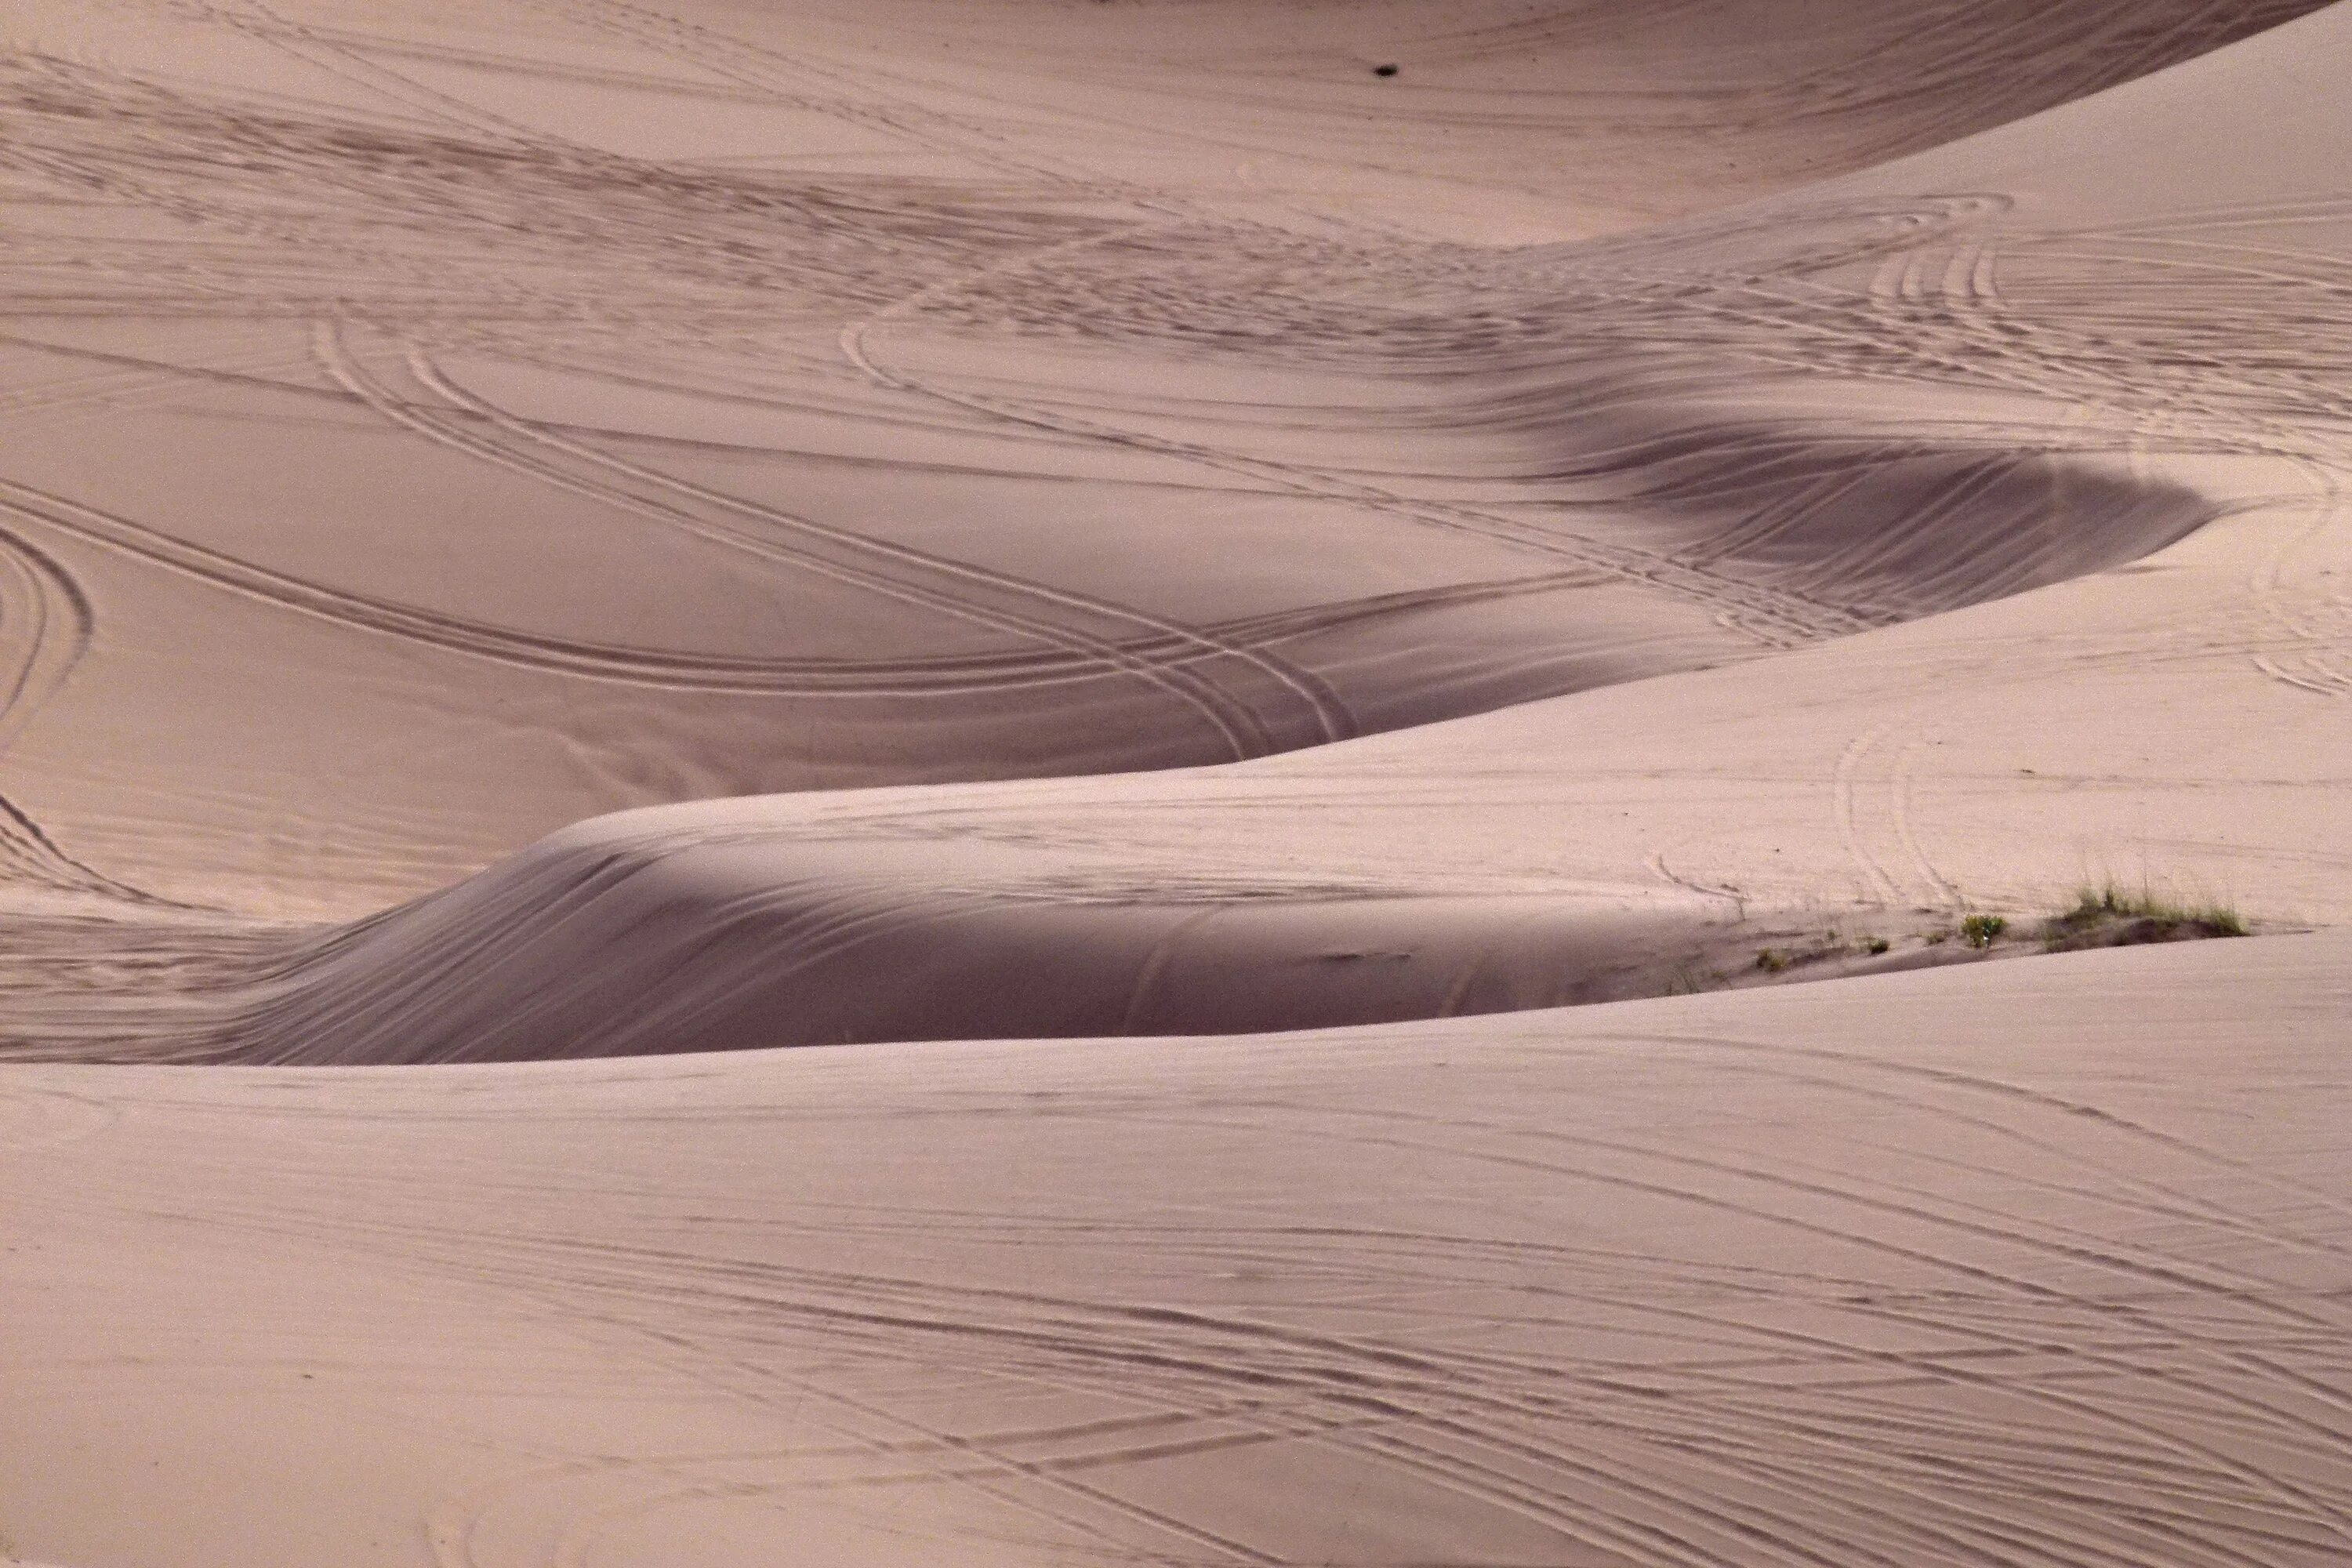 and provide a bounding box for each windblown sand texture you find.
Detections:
[5,1,2351,1564]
